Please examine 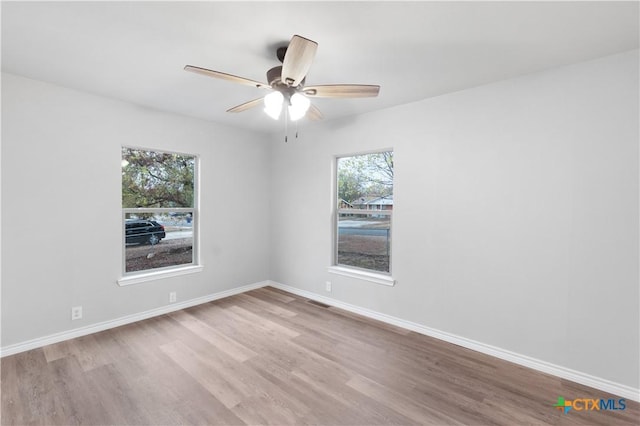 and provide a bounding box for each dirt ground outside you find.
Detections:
[125,238,192,272]
[337,234,390,272]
